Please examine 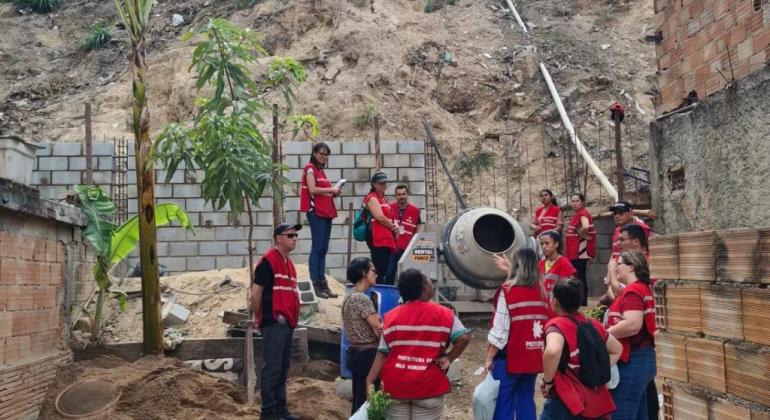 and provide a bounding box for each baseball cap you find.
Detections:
[609,201,633,213]
[371,171,388,183]
[274,223,302,237]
